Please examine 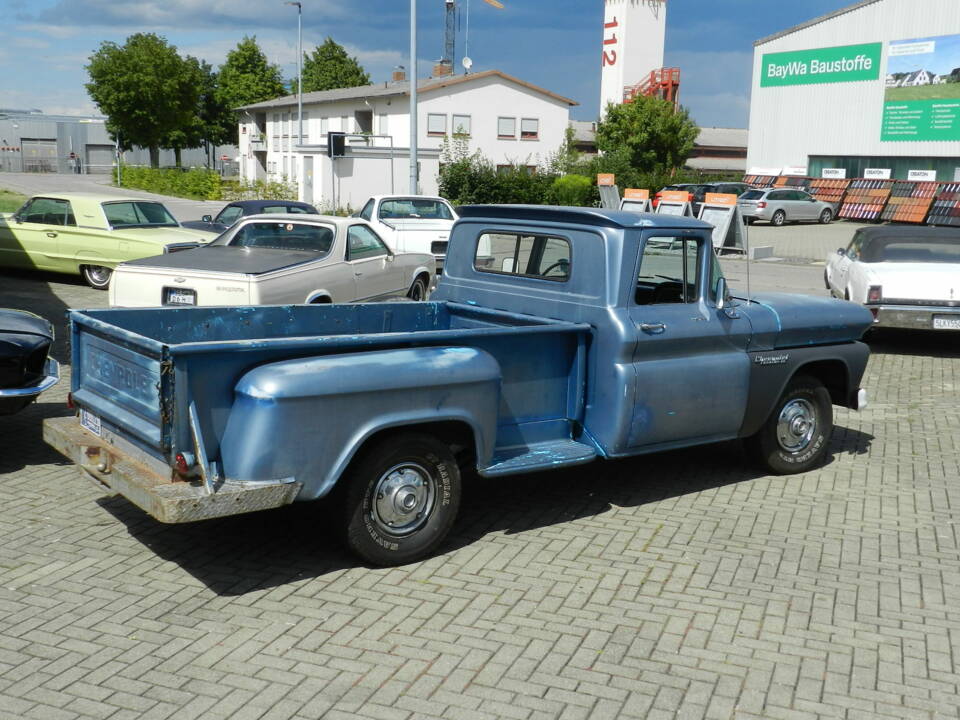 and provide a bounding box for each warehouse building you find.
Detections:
[747,0,960,181]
